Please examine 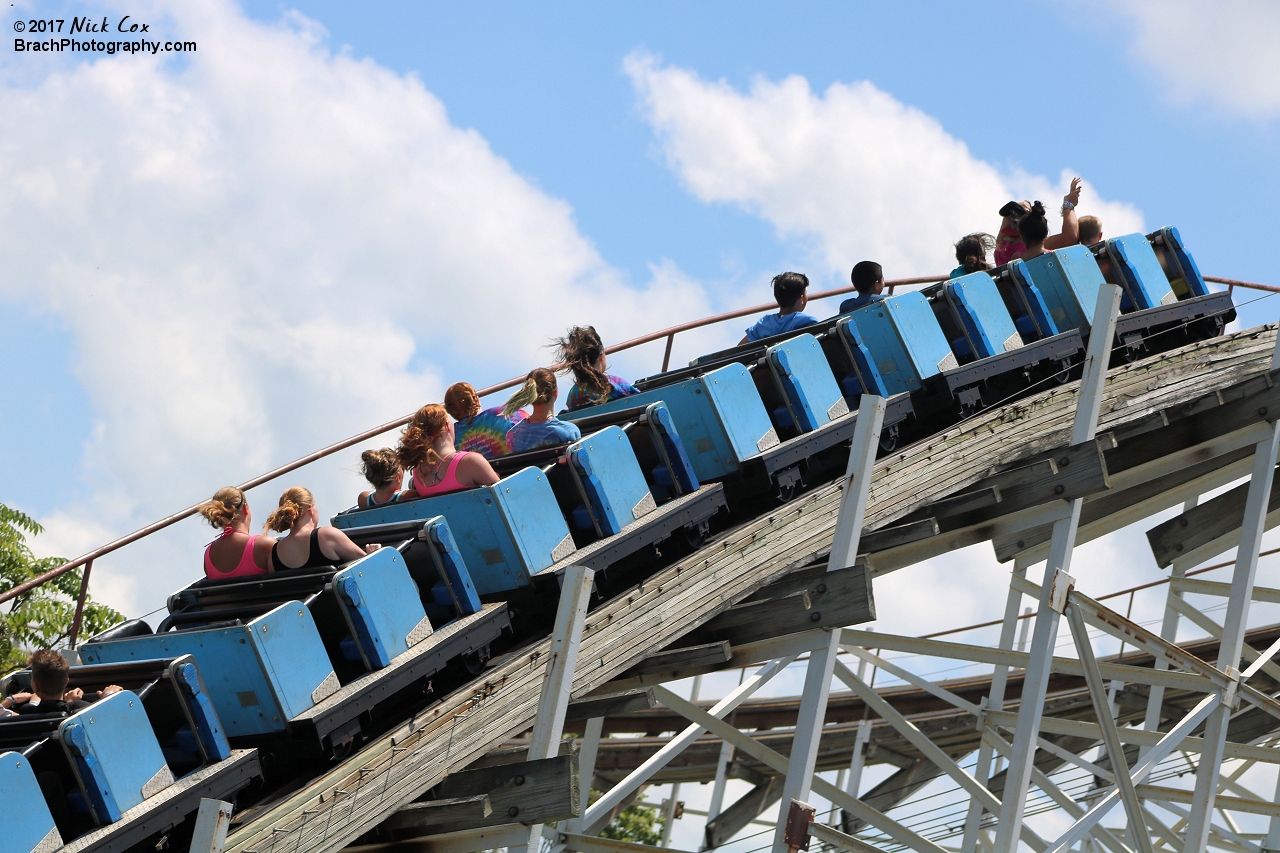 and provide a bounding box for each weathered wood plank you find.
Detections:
[859,518,940,553]
[995,446,1257,561]
[565,689,659,722]
[380,795,492,832]
[405,755,580,834]
[616,642,733,678]
[1147,463,1280,567]
[686,563,874,647]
